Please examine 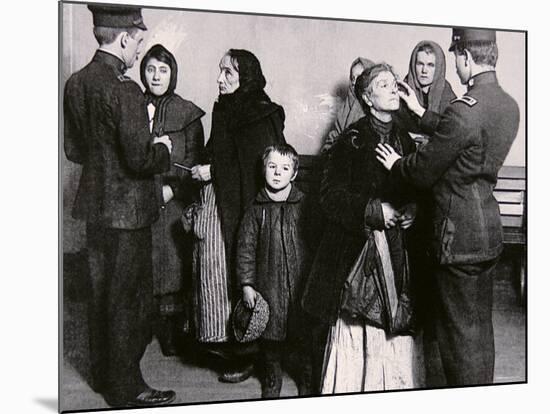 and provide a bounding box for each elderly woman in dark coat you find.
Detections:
[191,49,286,383]
[302,63,424,393]
[140,44,205,356]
